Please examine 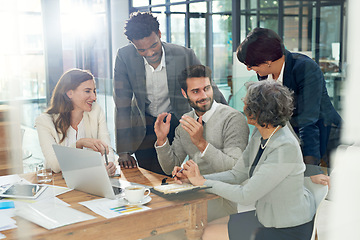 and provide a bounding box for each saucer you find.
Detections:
[119,196,152,206]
